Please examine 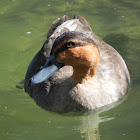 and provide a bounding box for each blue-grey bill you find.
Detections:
[30,64,58,85]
